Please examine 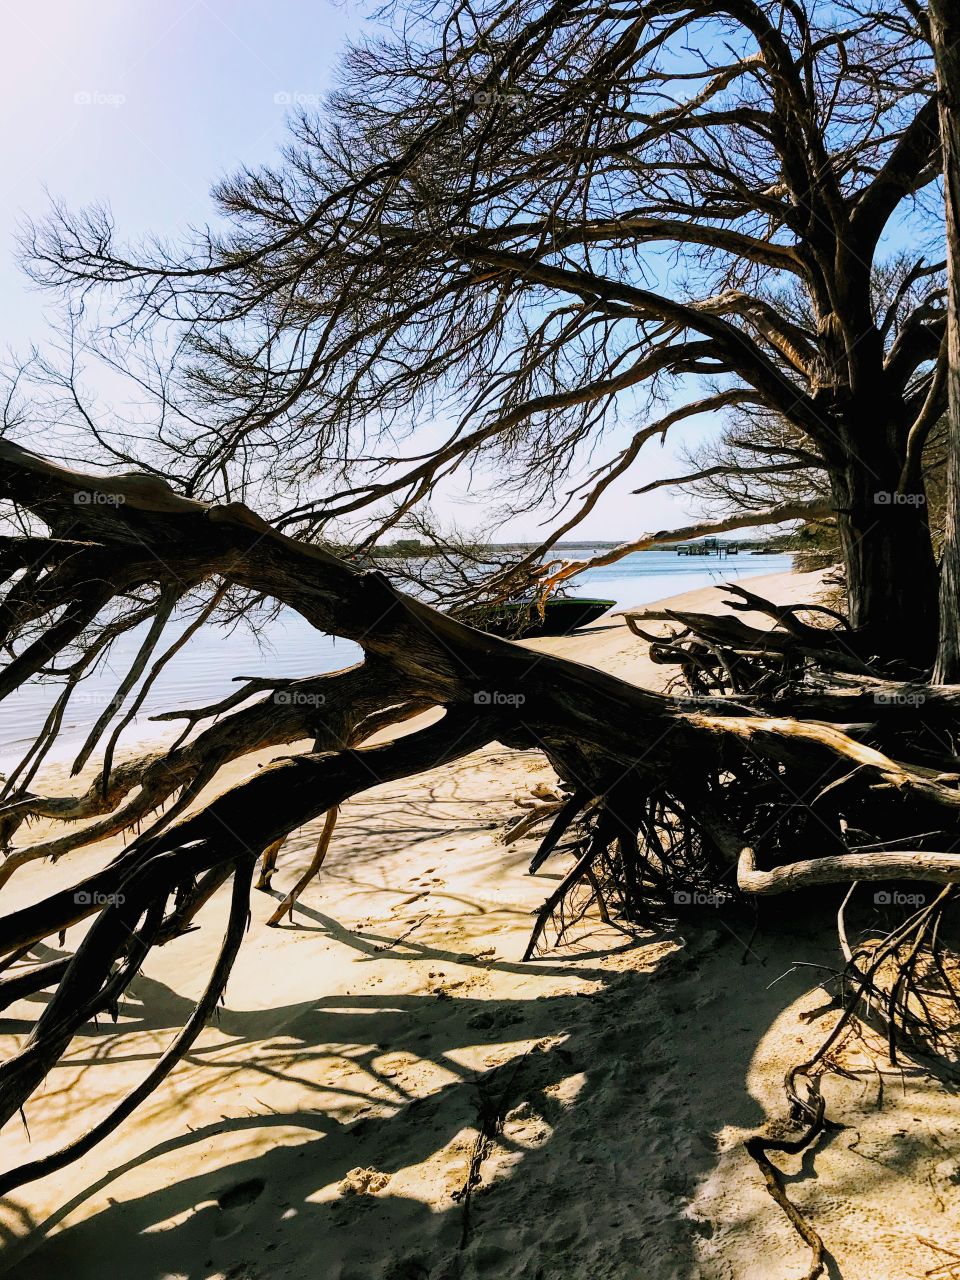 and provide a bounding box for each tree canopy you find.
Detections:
[22,4,942,532]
